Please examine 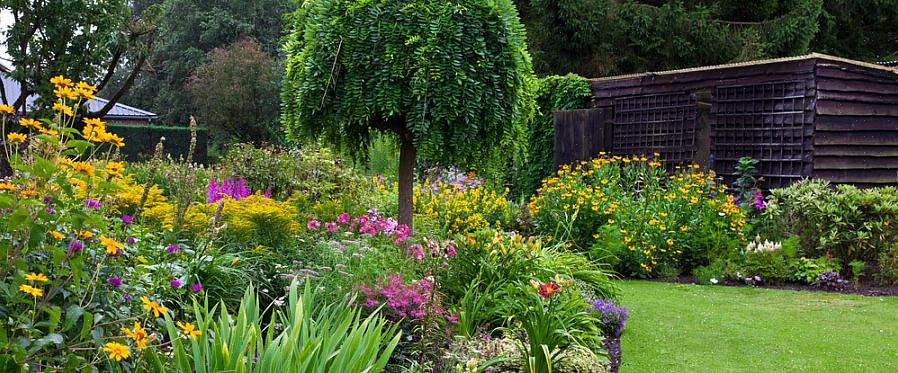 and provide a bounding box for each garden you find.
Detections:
[2,0,898,372]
